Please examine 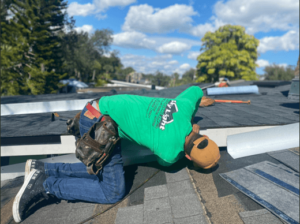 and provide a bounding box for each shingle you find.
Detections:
[239,209,283,224]
[143,197,173,224]
[144,185,168,201]
[165,168,190,183]
[228,117,260,126]
[268,150,299,172]
[144,209,173,224]
[115,205,144,224]
[169,194,204,219]
[220,169,299,222]
[167,180,195,197]
[174,215,208,224]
